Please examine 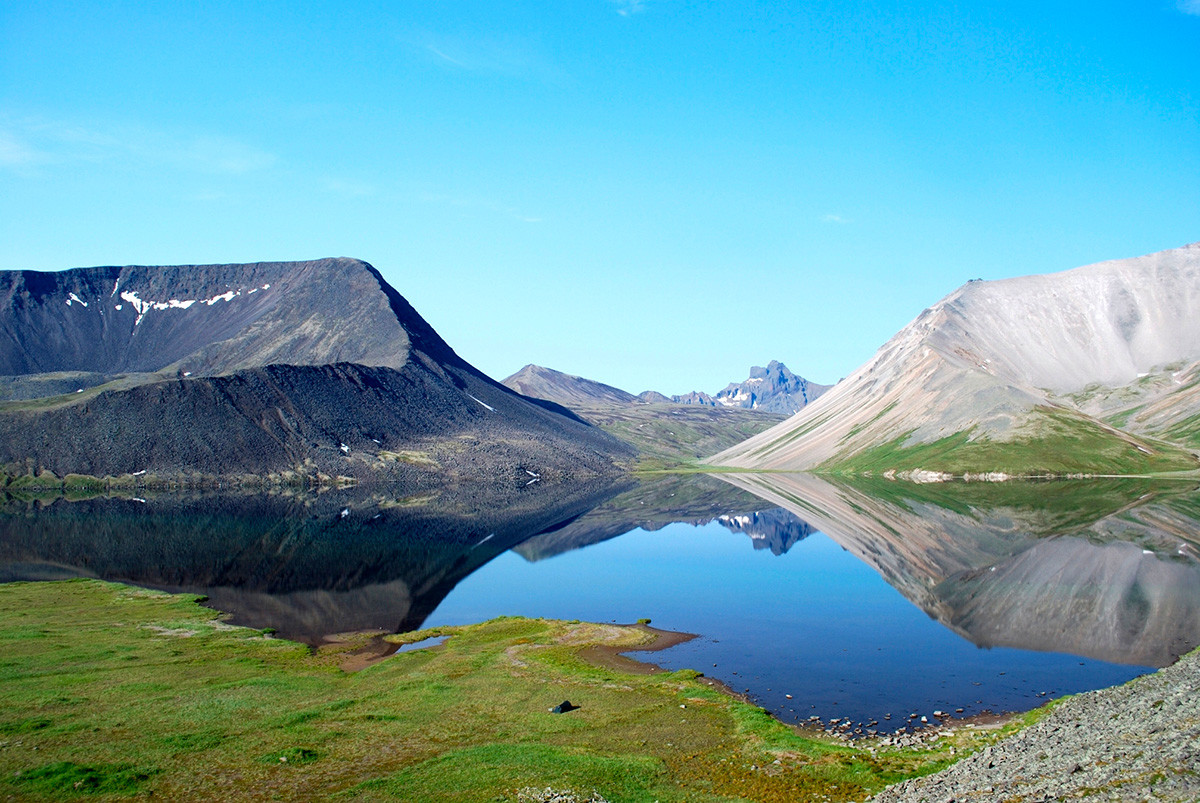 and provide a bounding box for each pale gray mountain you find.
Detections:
[709,242,1200,475]
[0,259,633,484]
